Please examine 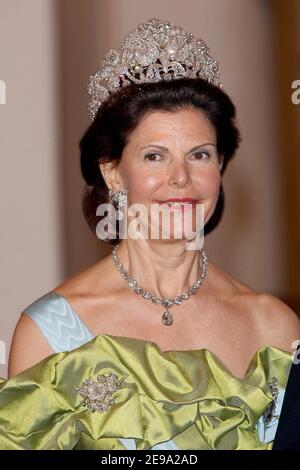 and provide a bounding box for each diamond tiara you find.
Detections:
[87,17,223,121]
